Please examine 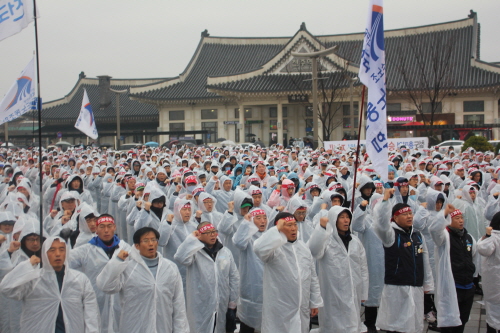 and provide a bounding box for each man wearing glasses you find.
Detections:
[175,222,240,333]
[97,226,189,333]
[70,214,131,333]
